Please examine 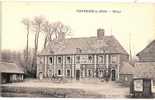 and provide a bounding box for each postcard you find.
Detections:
[0,0,155,98]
